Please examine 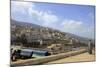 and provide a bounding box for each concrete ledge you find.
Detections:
[11,49,87,66]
